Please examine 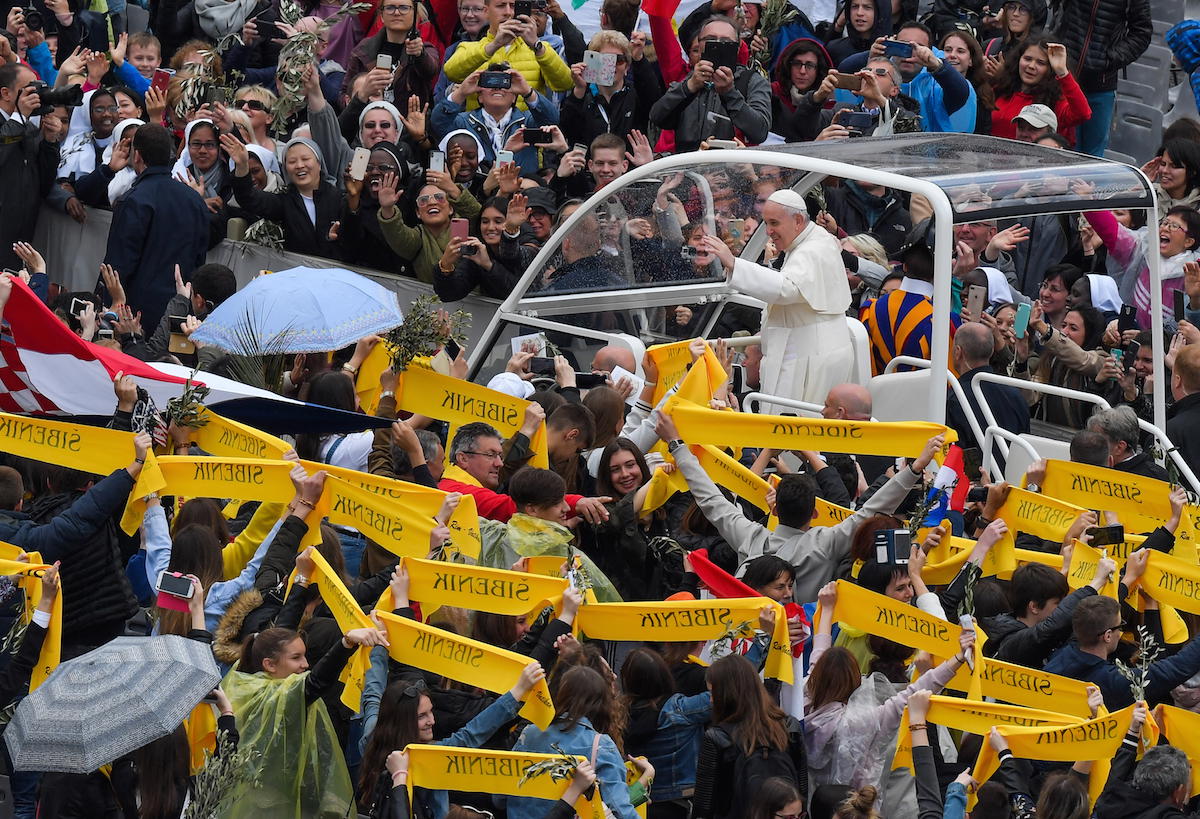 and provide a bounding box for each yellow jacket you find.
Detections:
[445,33,573,99]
